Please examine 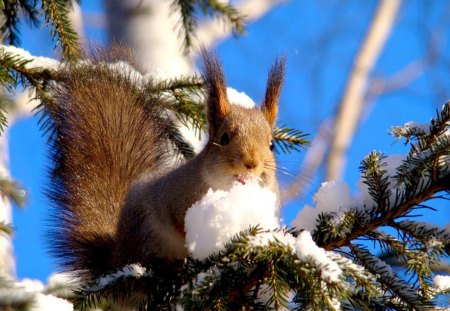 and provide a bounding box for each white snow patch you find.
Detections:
[30,293,73,311]
[2,277,74,311]
[247,230,296,251]
[0,287,34,307]
[17,278,45,293]
[185,179,279,260]
[87,263,149,291]
[295,231,342,283]
[292,154,409,232]
[403,121,430,134]
[433,275,450,291]
[292,181,357,231]
[227,87,256,108]
[0,45,59,70]
[46,272,74,289]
